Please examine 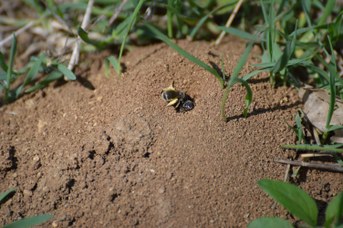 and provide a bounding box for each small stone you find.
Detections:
[33,155,40,162]
[158,187,165,194]
[23,189,32,196]
[149,169,155,174]
[52,221,58,227]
